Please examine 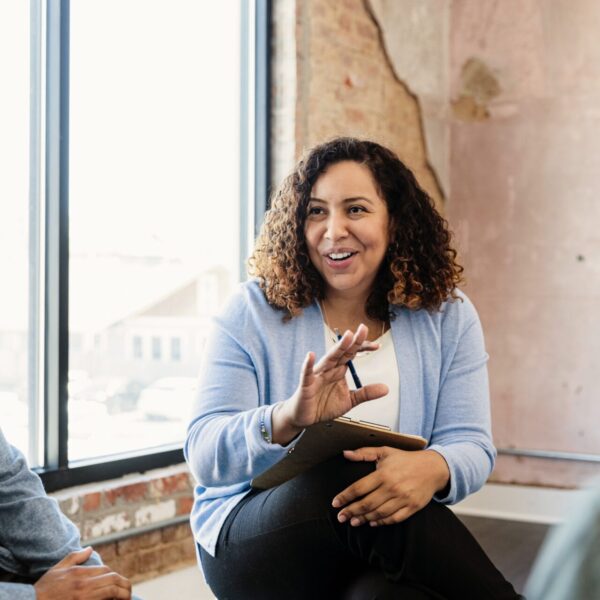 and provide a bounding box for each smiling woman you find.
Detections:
[305,161,390,334]
[185,138,522,599]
